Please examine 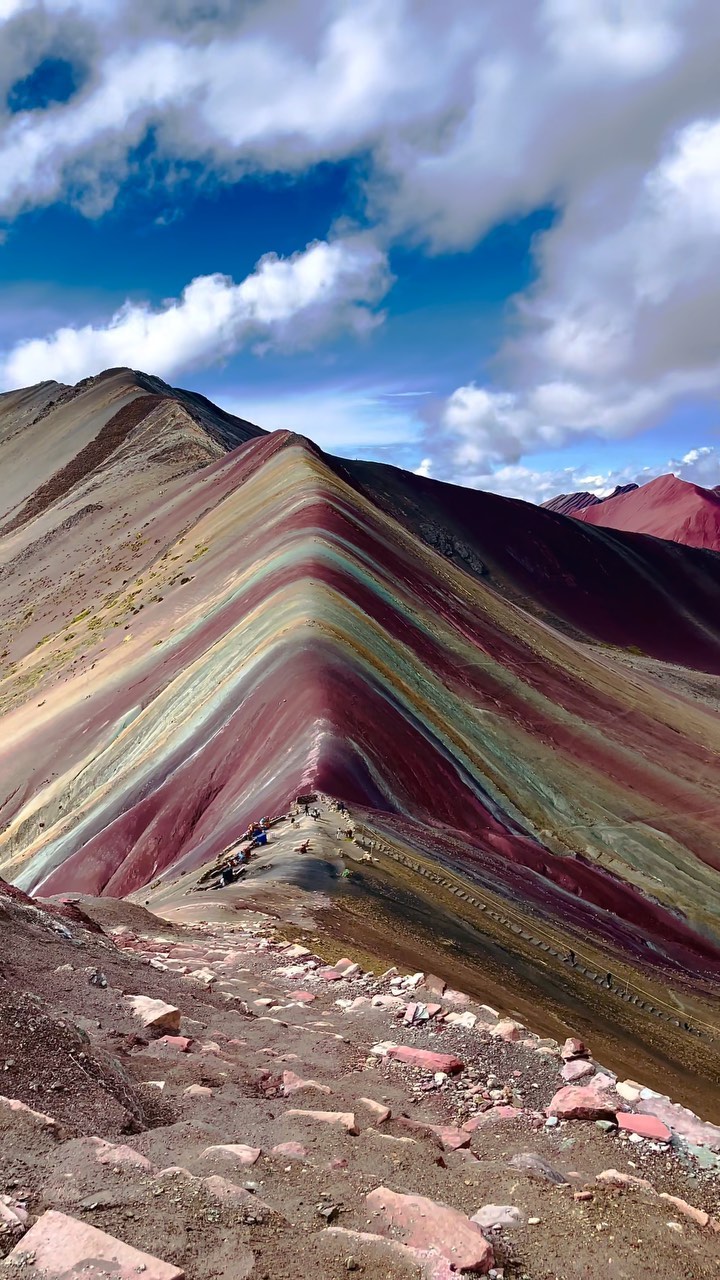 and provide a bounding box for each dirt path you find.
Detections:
[1,876,719,1279]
